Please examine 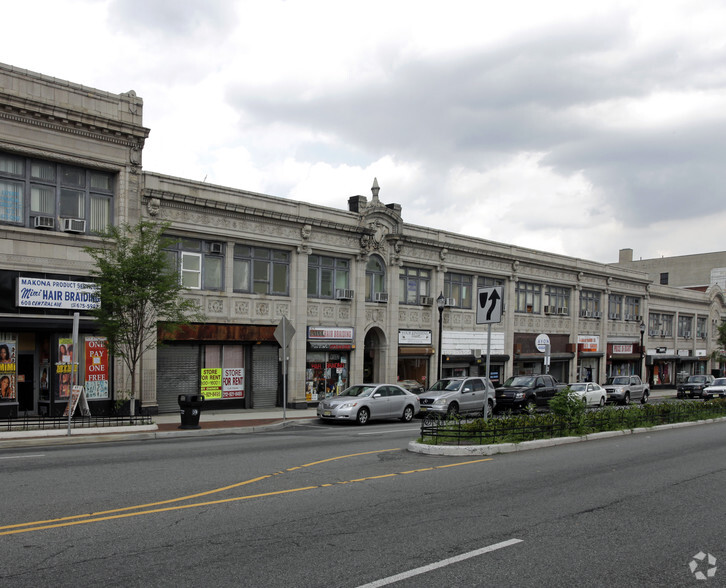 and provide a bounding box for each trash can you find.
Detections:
[178,394,205,429]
